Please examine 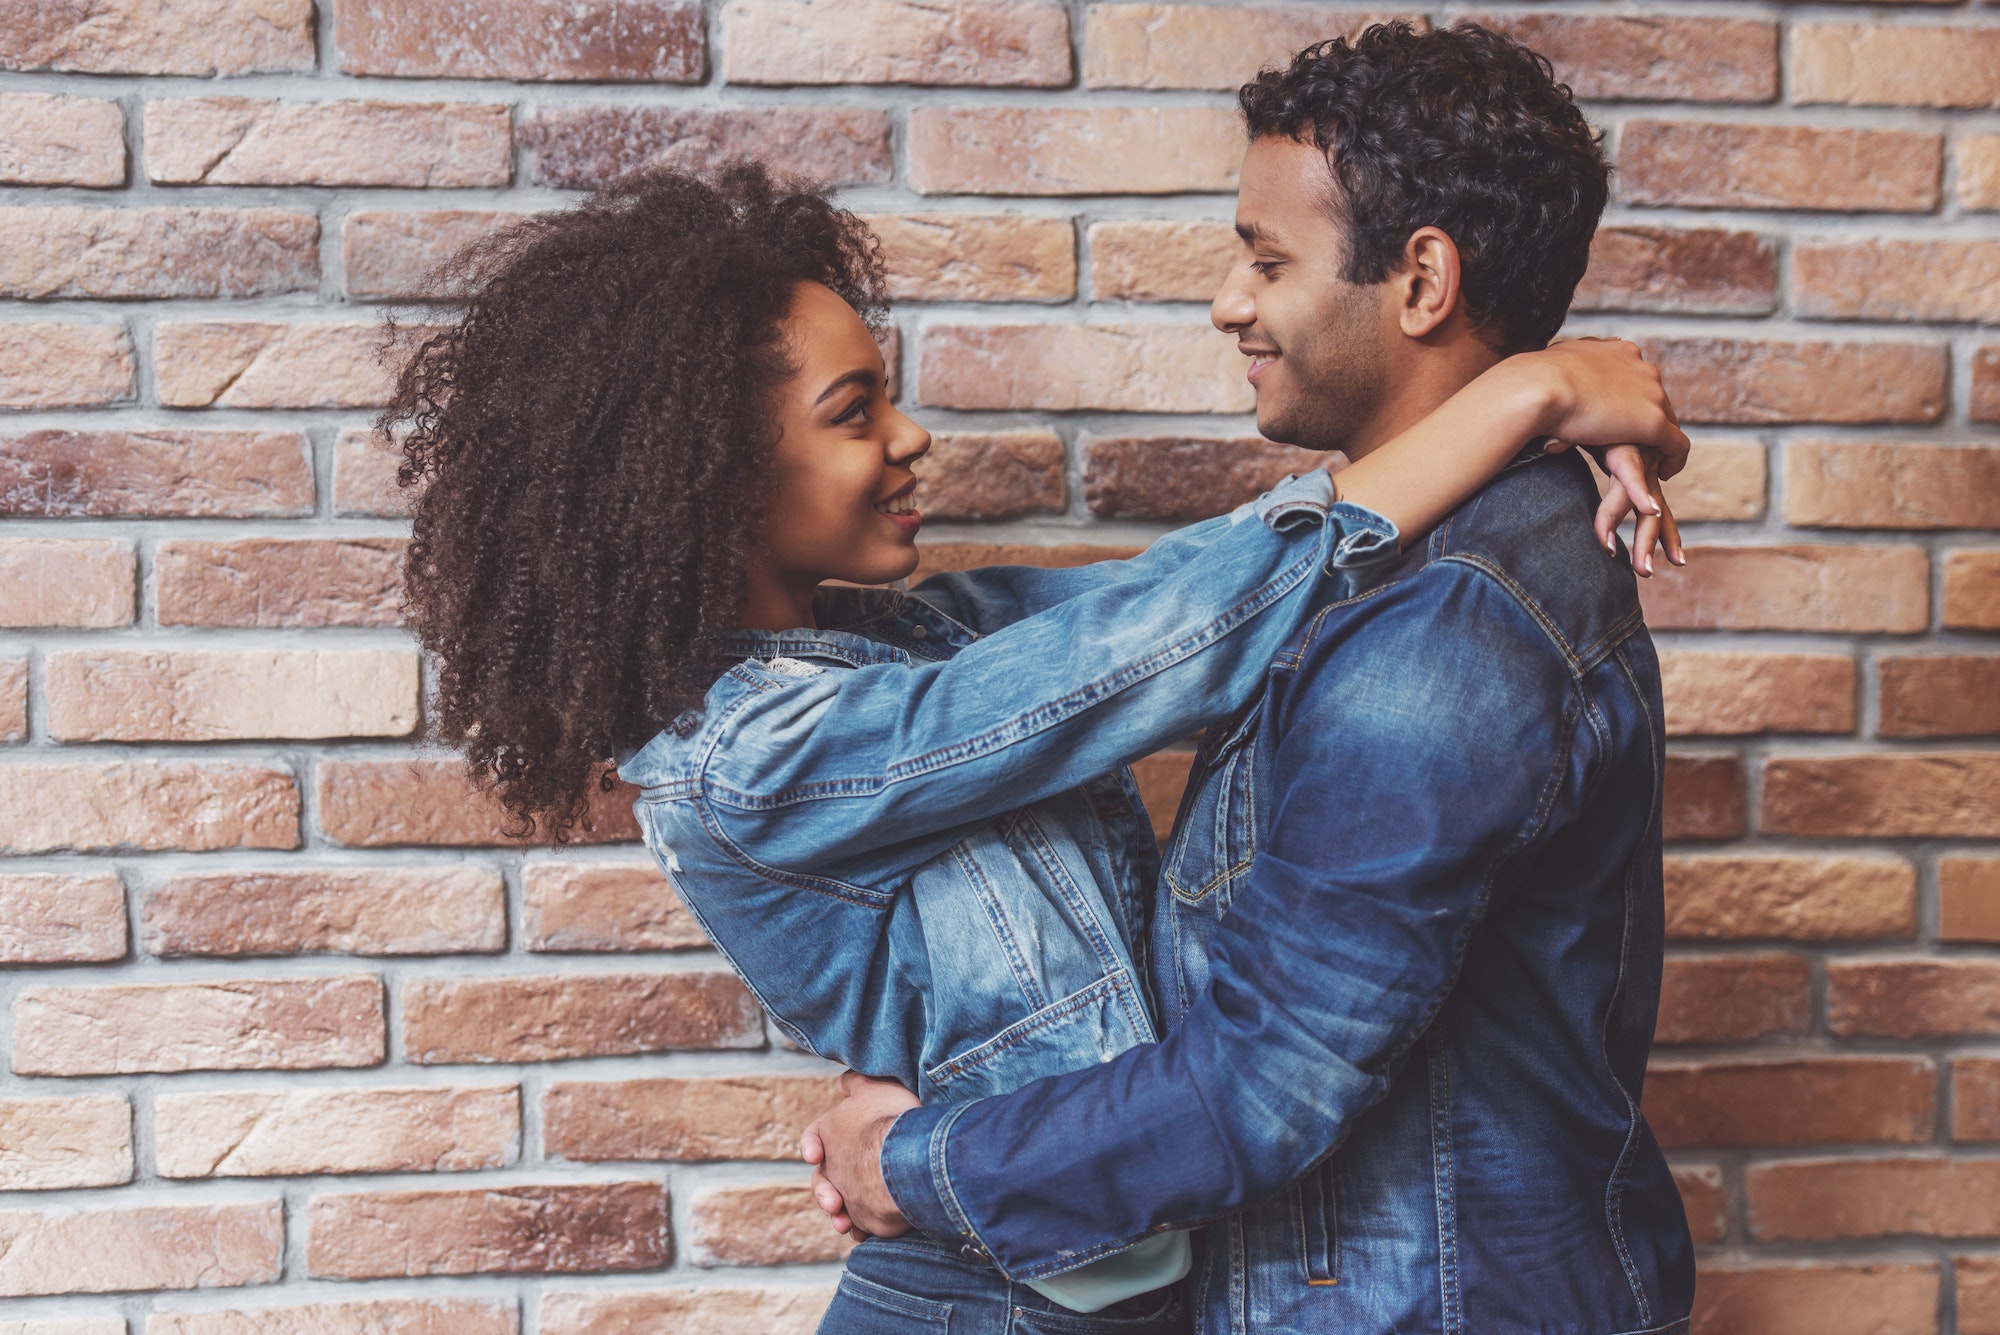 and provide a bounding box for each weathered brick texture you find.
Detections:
[1,0,1994,1324]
